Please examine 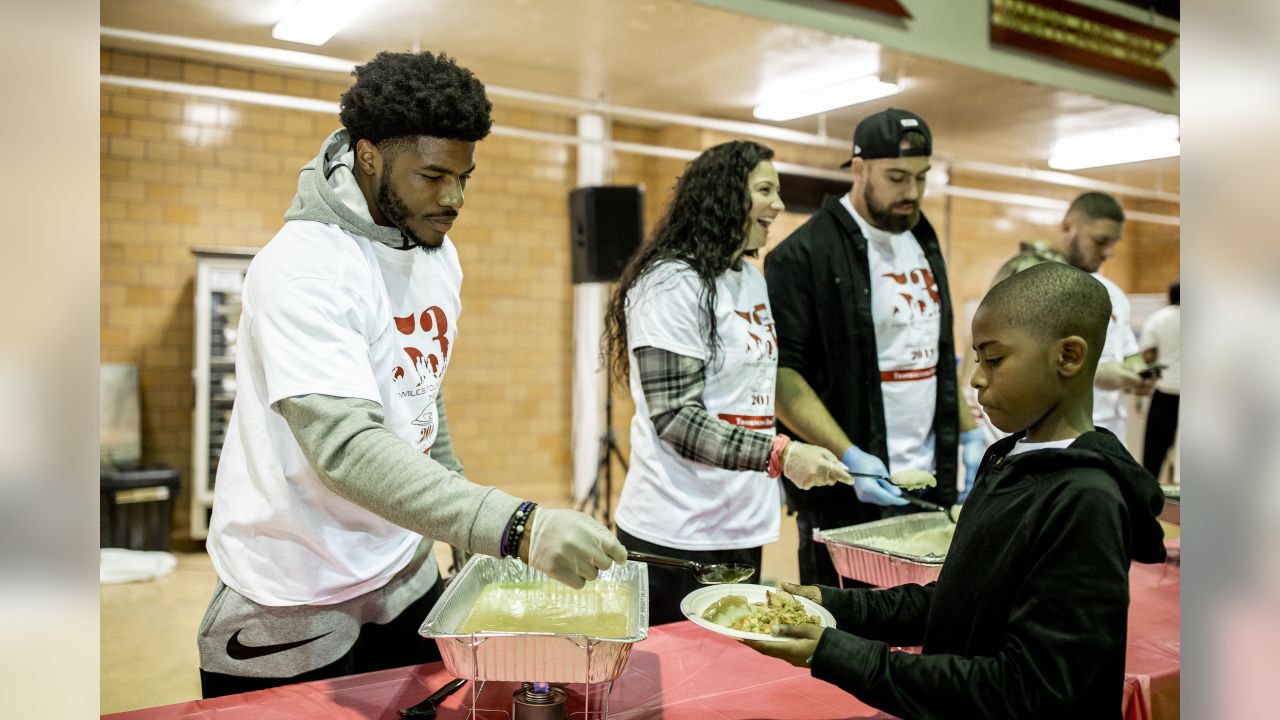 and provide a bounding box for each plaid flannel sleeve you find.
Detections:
[633,345,772,472]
